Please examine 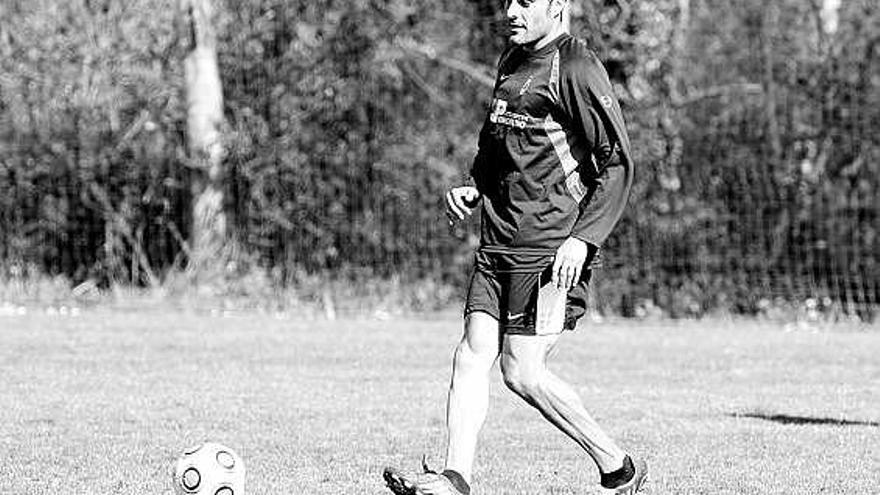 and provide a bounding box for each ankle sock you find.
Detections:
[600,455,635,489]
[441,469,471,495]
